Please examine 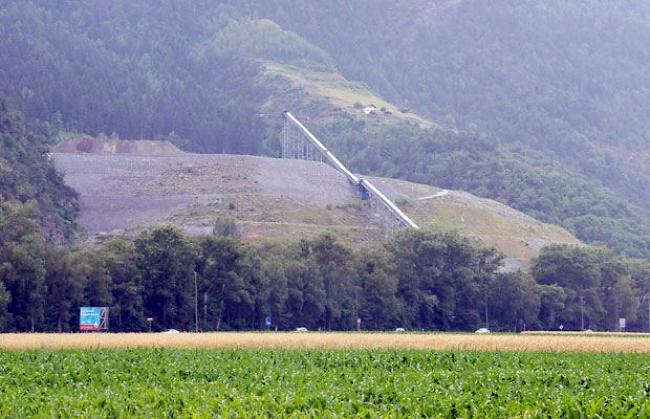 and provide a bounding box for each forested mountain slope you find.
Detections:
[257,1,650,177]
[0,100,77,242]
[0,0,267,154]
[250,0,650,256]
[2,1,650,257]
